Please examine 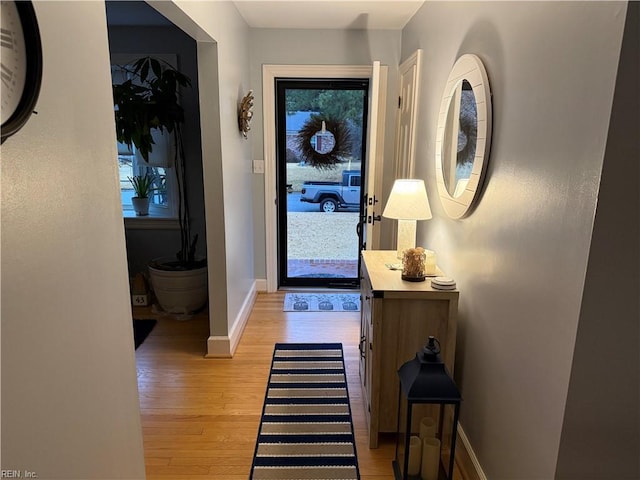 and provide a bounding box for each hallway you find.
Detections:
[133,292,476,479]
